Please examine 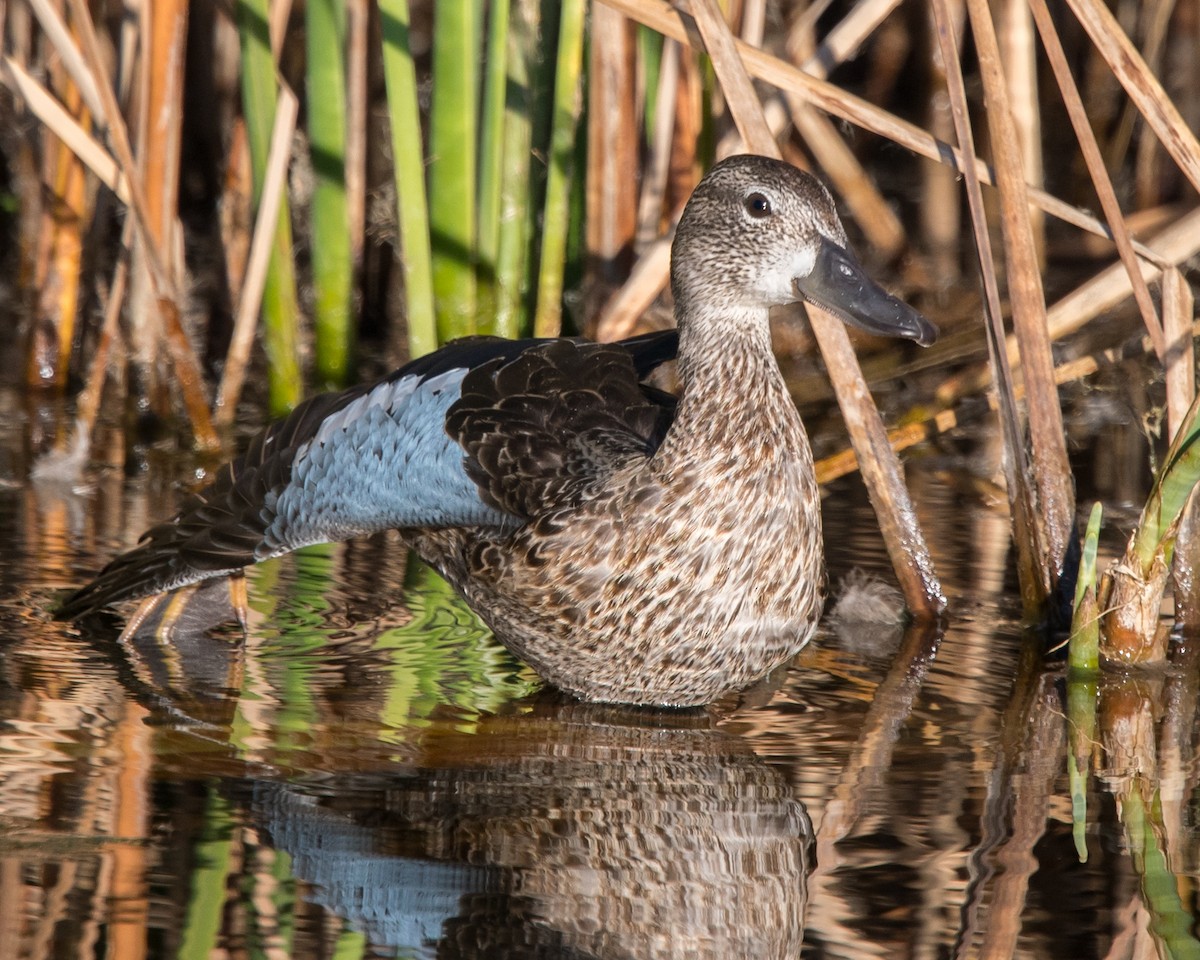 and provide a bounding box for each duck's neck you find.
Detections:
[657,304,809,467]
